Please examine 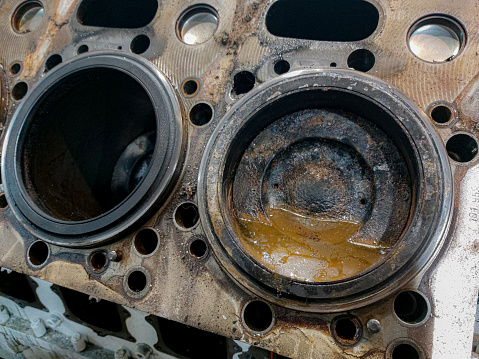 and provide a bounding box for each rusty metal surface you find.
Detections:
[0,0,478,358]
